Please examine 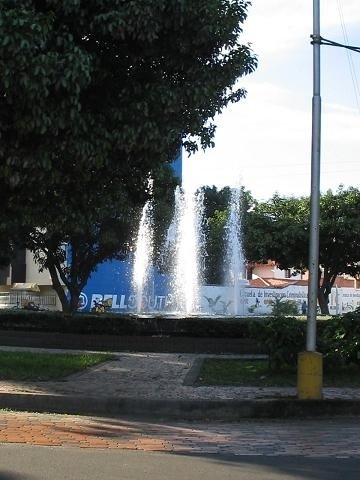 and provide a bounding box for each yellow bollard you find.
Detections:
[297,351,323,400]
